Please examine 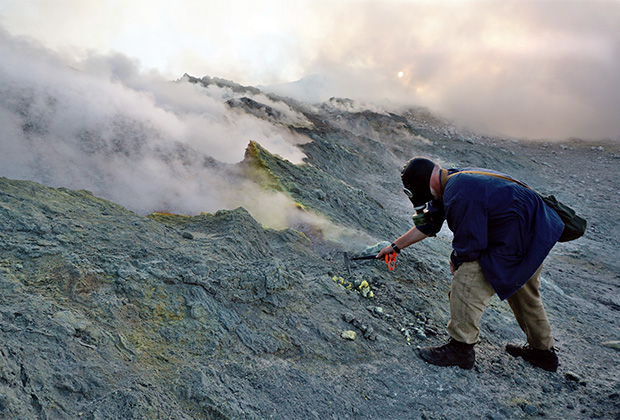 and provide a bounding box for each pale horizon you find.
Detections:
[1,0,619,141]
